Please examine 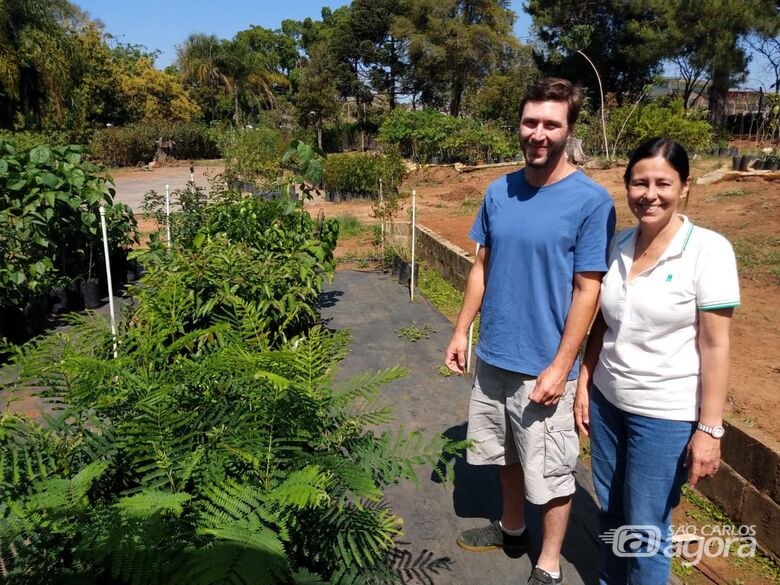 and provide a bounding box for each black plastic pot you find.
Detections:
[50,286,70,315]
[24,297,48,335]
[739,155,757,172]
[754,160,765,170]
[732,156,741,170]
[81,278,101,309]
[67,282,84,311]
[768,161,780,171]
[391,256,403,279]
[397,260,419,287]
